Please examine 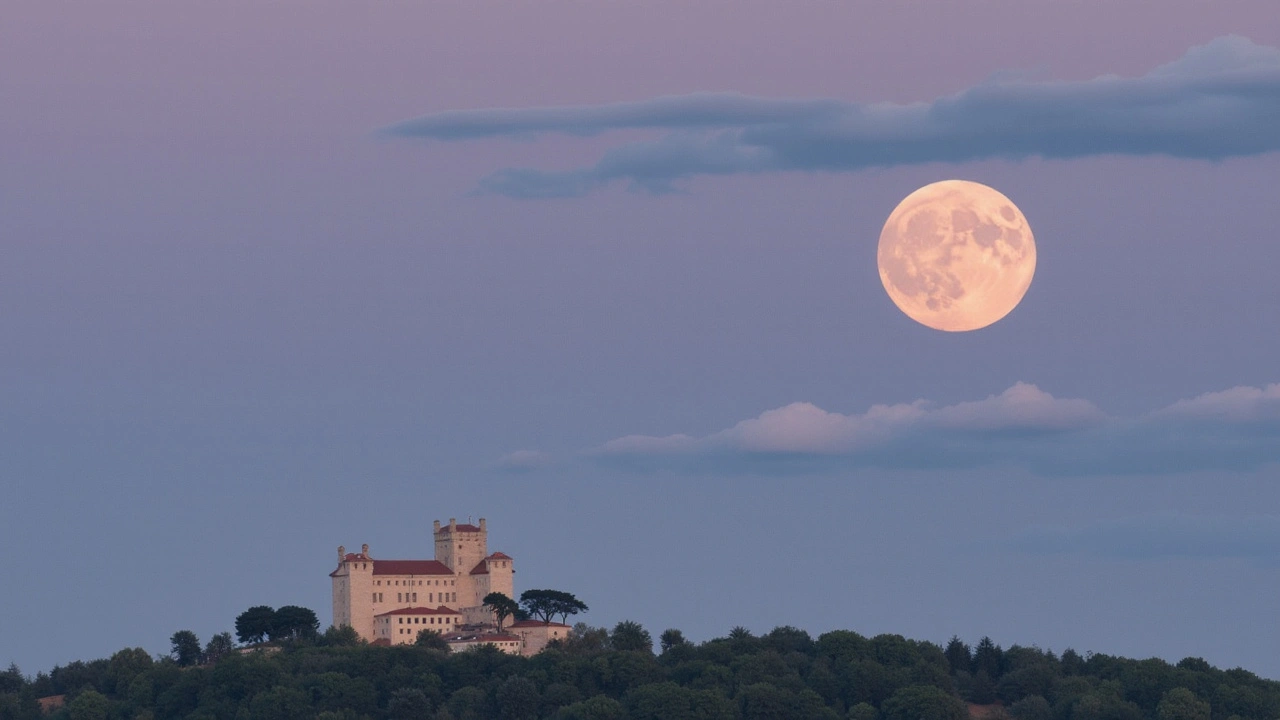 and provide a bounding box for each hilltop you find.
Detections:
[1,622,1276,720]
